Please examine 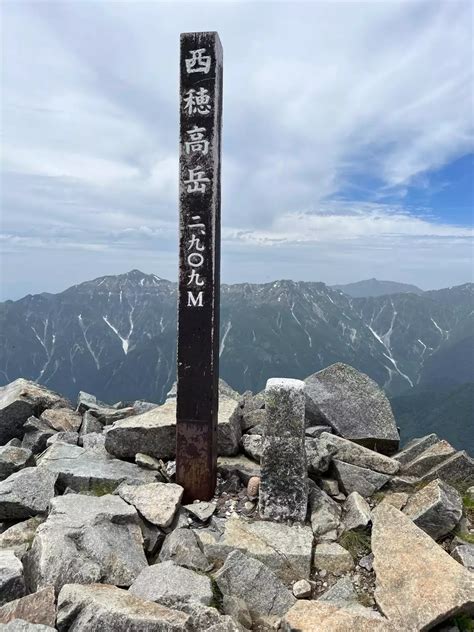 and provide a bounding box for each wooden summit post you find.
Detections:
[176,32,223,502]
